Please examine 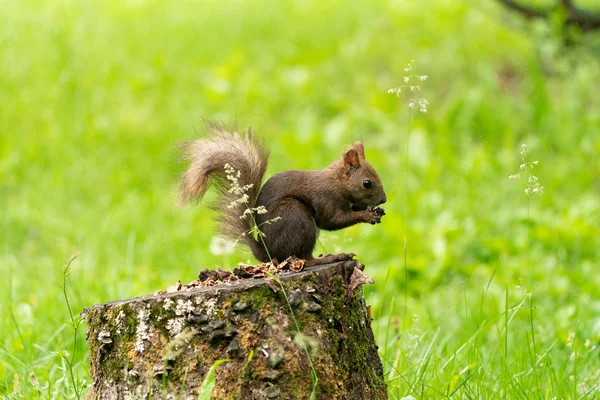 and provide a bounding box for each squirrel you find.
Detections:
[179,122,387,263]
